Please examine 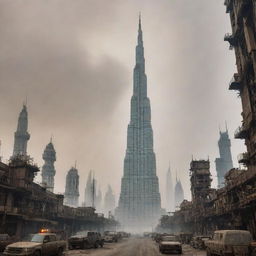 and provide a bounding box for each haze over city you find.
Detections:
[0,0,244,207]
